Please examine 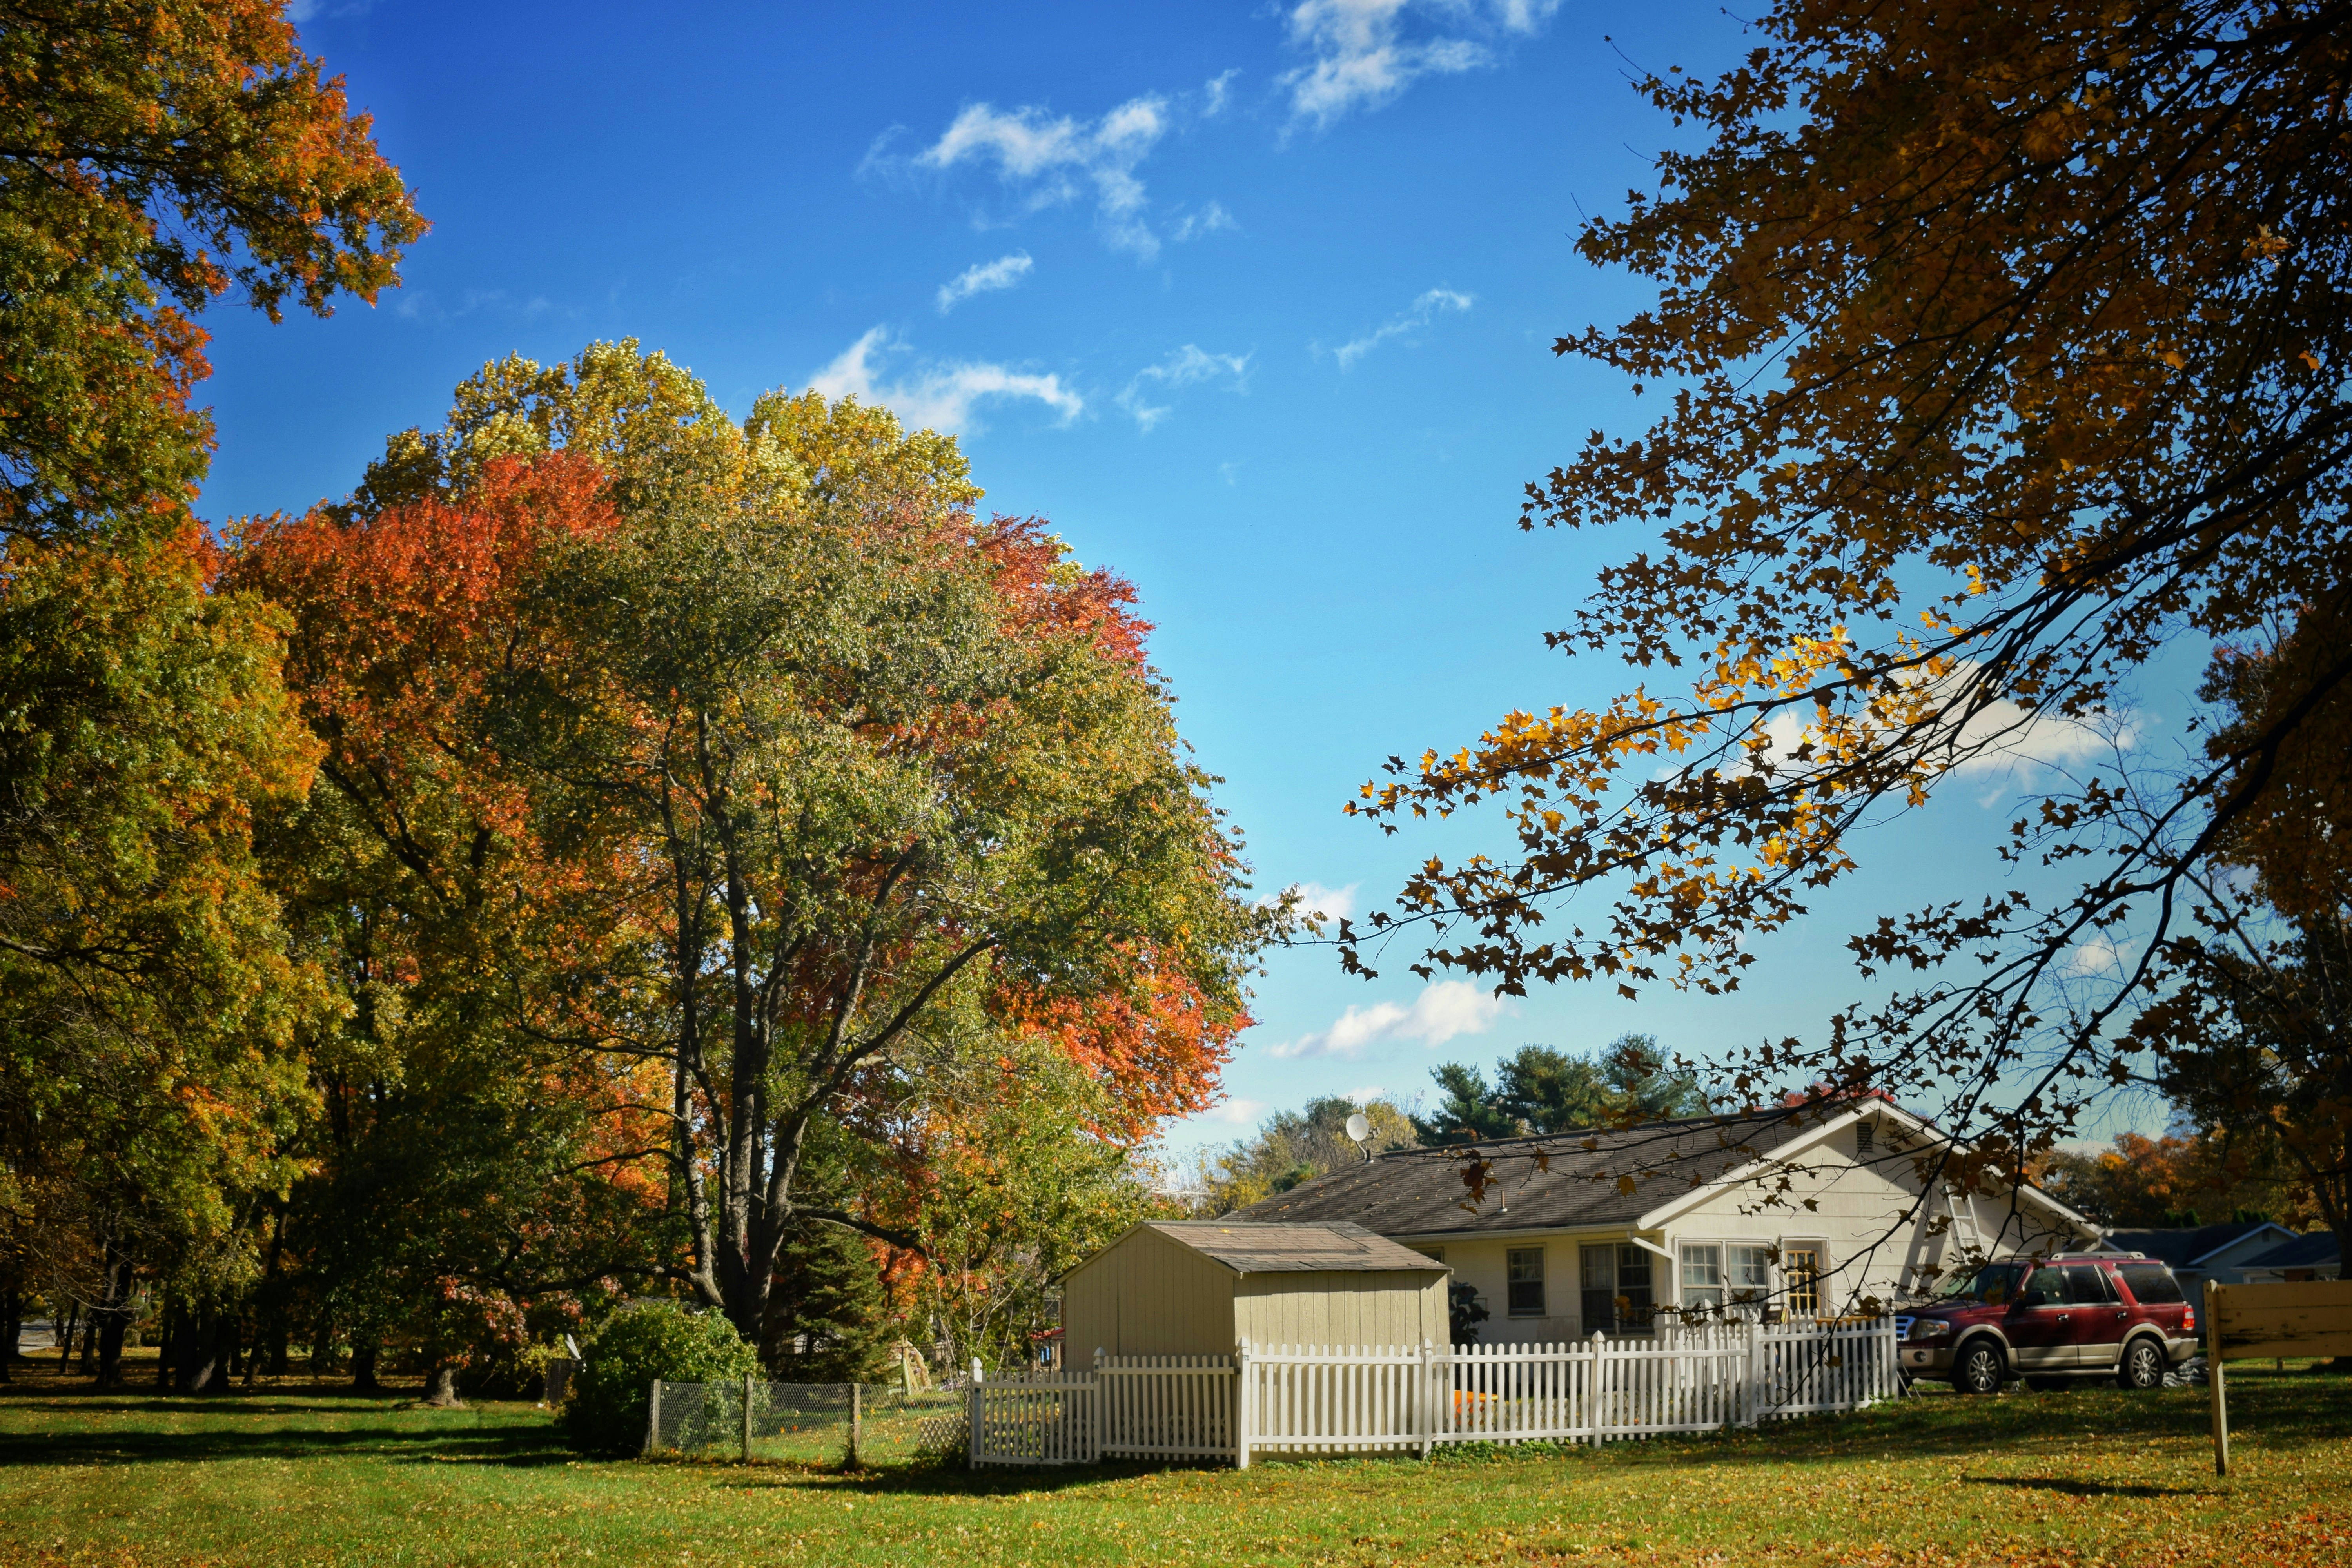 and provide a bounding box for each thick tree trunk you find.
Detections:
[75,1314,96,1374]
[171,1304,226,1394]
[93,1250,133,1388]
[350,1341,381,1393]
[423,1363,463,1408]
